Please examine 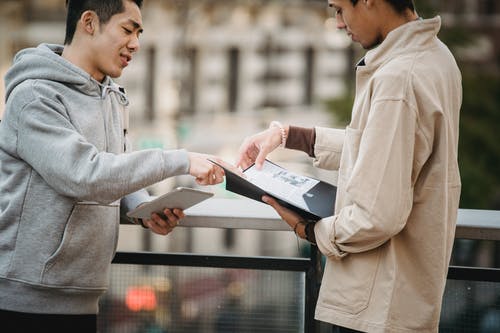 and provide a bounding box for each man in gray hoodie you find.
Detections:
[0,0,223,331]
